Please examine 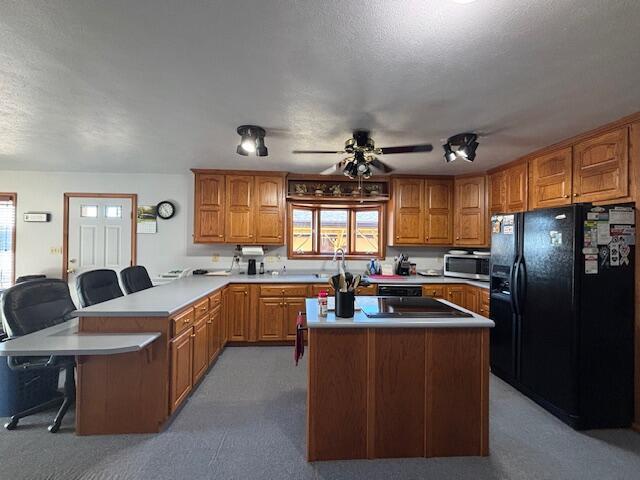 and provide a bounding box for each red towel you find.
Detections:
[294,312,305,366]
